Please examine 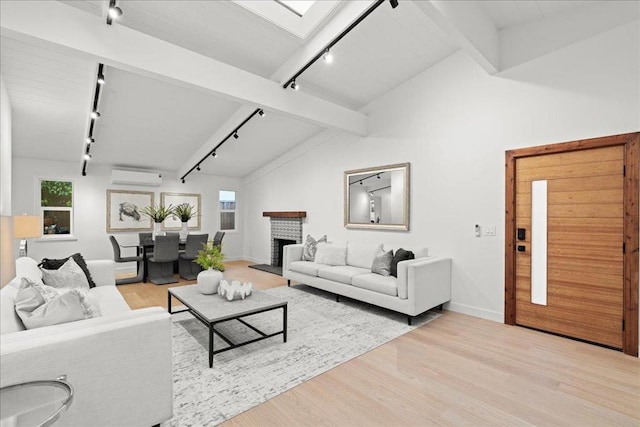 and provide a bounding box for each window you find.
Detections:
[40,179,73,236]
[219,190,236,231]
